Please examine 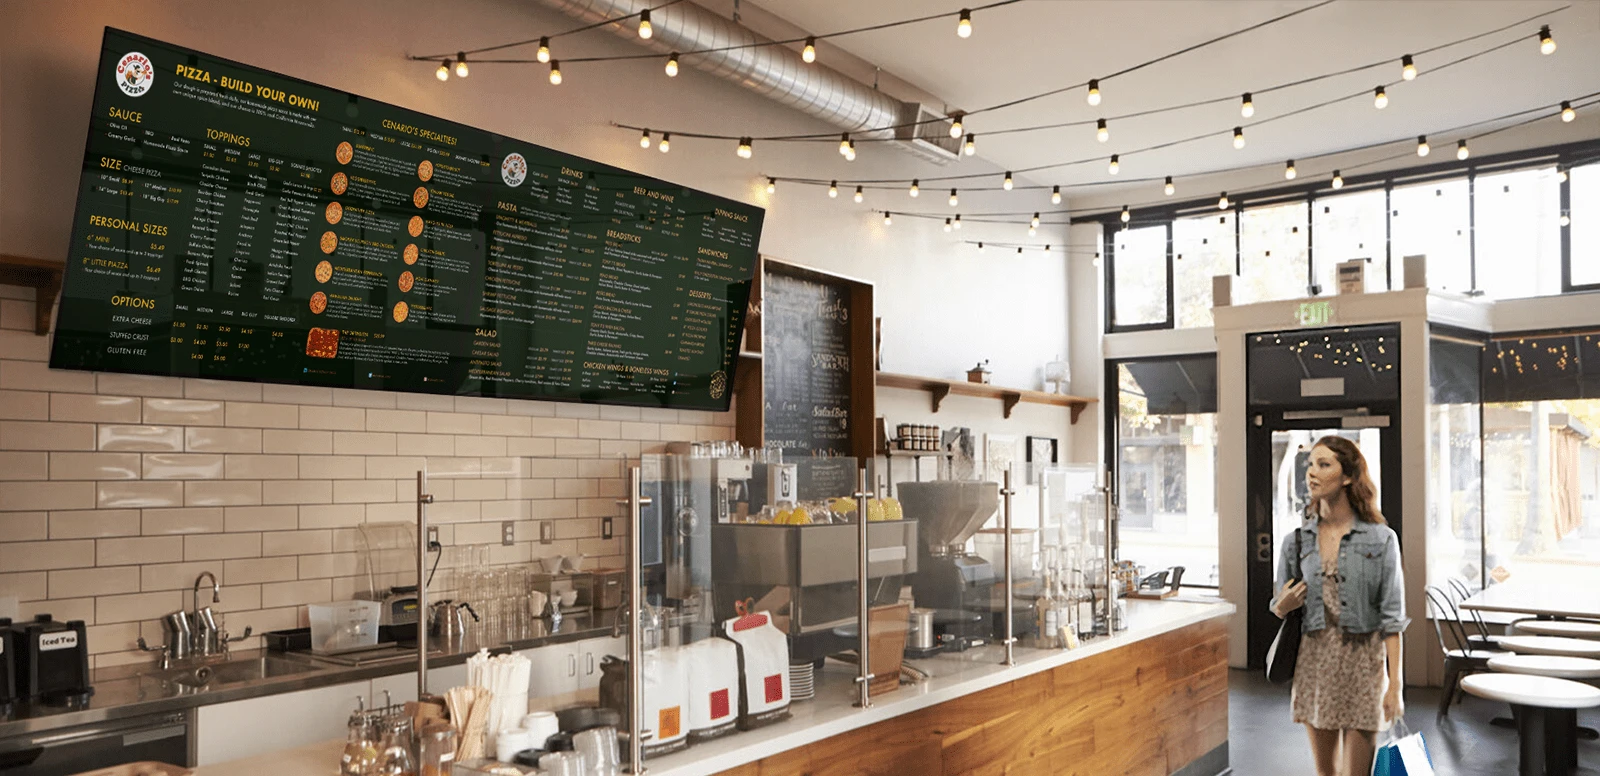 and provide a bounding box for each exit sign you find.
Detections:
[1296,301,1335,327]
